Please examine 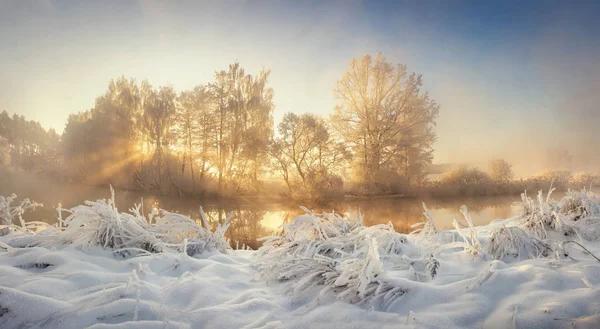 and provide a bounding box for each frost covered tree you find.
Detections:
[331,53,439,189]
[141,84,177,188]
[0,110,60,171]
[0,136,10,166]
[59,65,273,196]
[488,158,513,182]
[61,77,142,185]
[209,62,274,193]
[270,112,349,195]
[174,85,215,194]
